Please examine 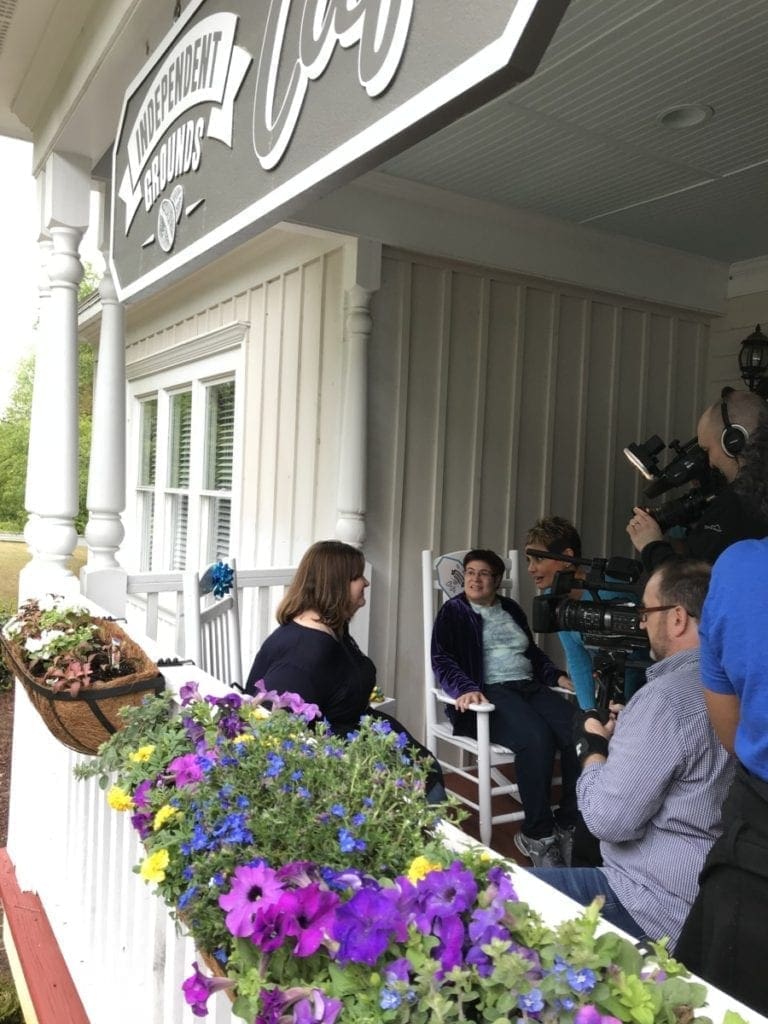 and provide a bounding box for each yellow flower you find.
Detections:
[129,745,155,763]
[153,805,178,831]
[107,785,134,812]
[248,706,270,721]
[232,733,254,744]
[407,856,443,883]
[139,849,169,884]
